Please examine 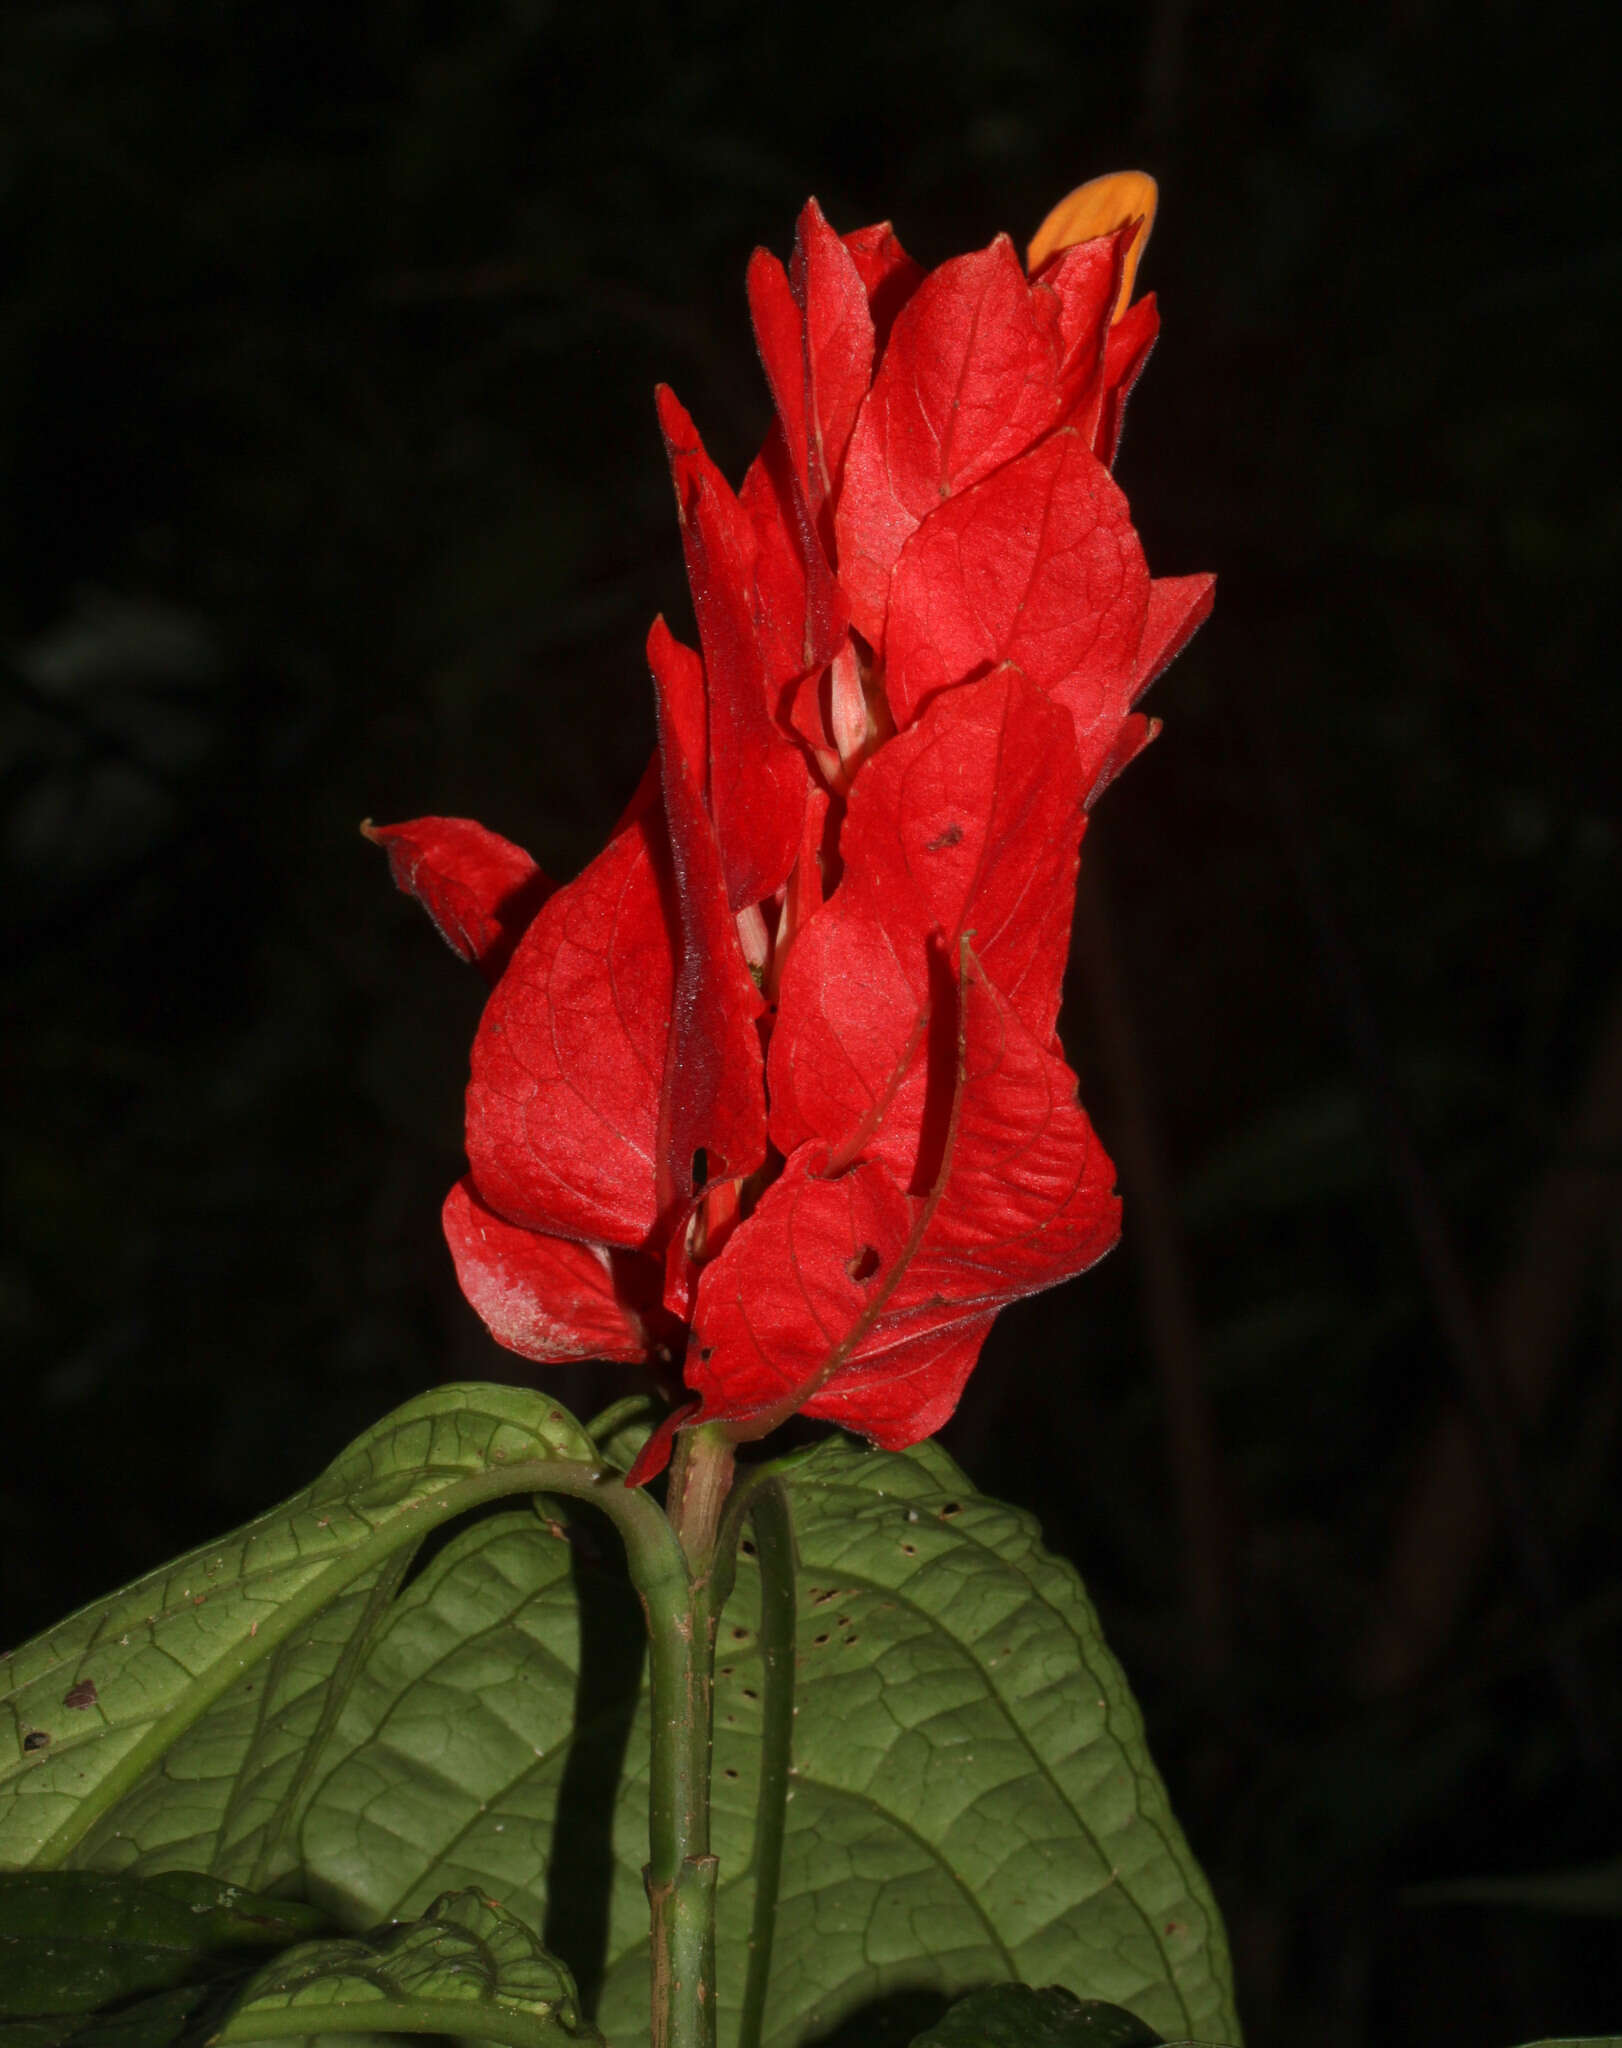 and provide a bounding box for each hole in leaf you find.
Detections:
[940,1502,962,1517]
[847,1244,880,1283]
[813,1633,830,1645]
[740,1538,756,1556]
[692,1147,708,1189]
